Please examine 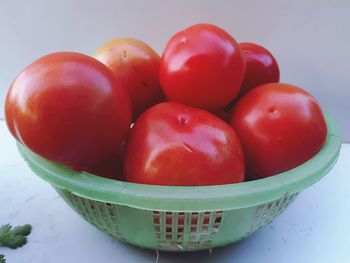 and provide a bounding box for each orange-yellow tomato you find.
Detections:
[95,38,164,121]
